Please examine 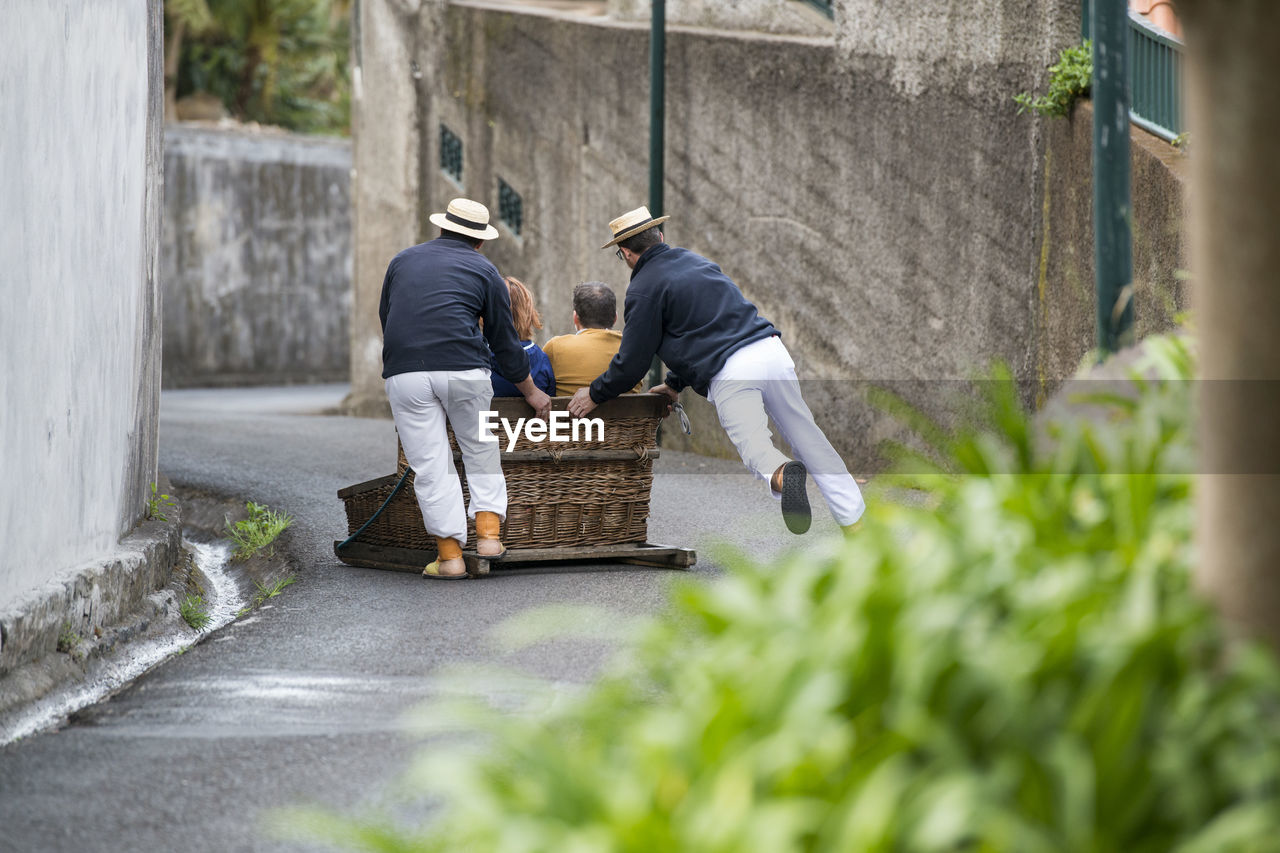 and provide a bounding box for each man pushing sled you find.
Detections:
[568,206,865,535]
